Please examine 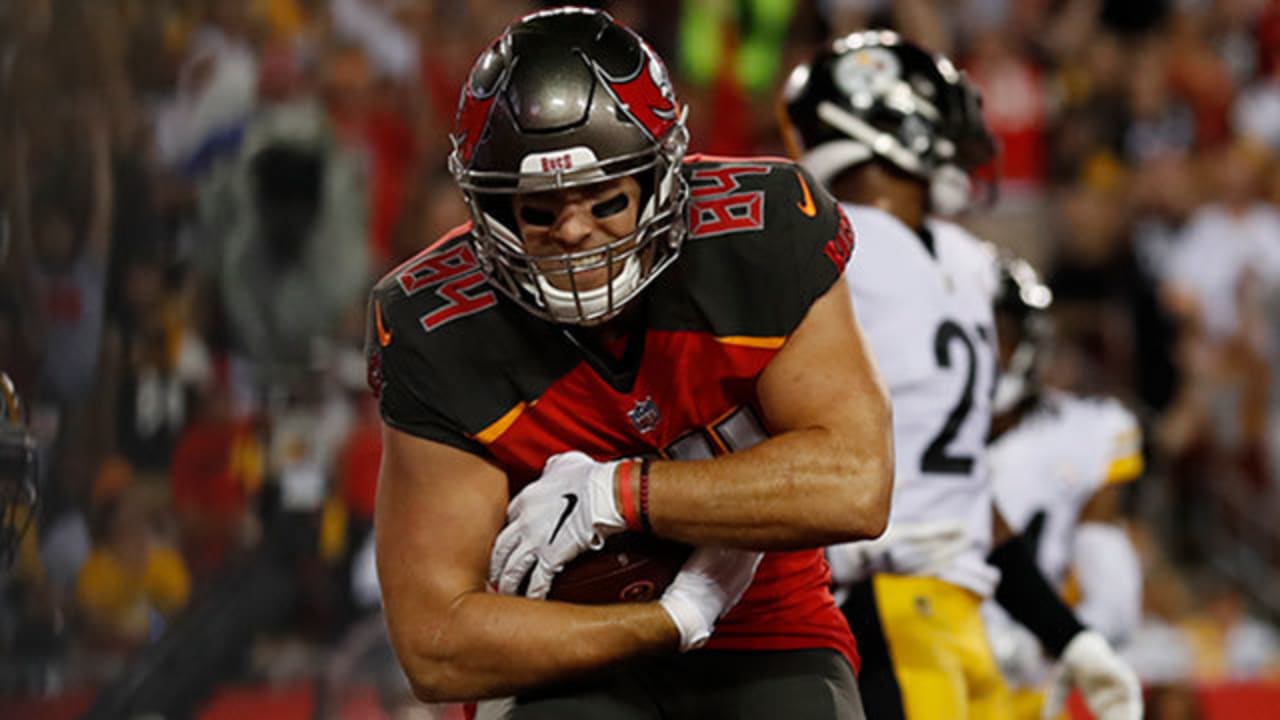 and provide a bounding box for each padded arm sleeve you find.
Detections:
[988,534,1086,659]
